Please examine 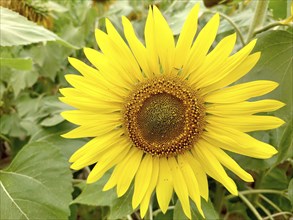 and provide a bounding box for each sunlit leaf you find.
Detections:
[0,57,32,70]
[0,7,78,48]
